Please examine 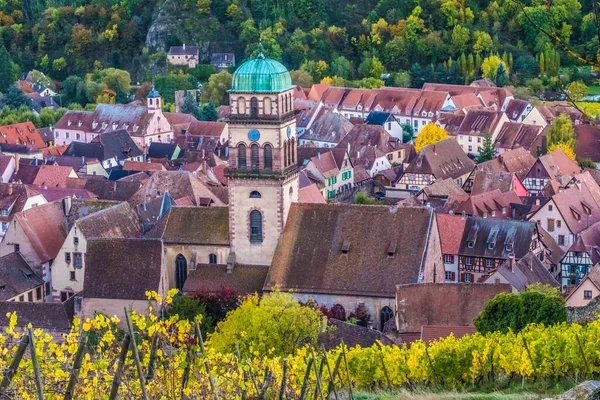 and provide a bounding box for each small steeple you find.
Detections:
[257,40,265,60]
